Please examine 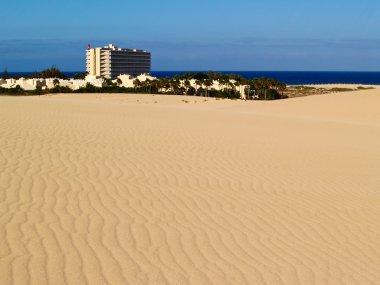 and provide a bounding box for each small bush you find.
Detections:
[0,85,26,95]
[330,88,354,92]
[357,86,375,90]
